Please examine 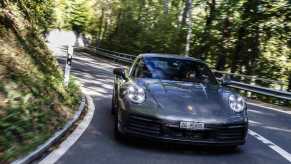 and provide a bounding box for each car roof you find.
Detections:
[138,53,202,62]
